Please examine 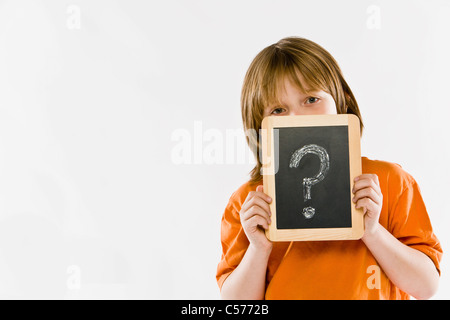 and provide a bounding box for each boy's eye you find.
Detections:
[271,107,285,115]
[306,97,319,104]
